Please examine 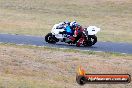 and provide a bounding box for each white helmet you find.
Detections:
[70,21,77,27]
